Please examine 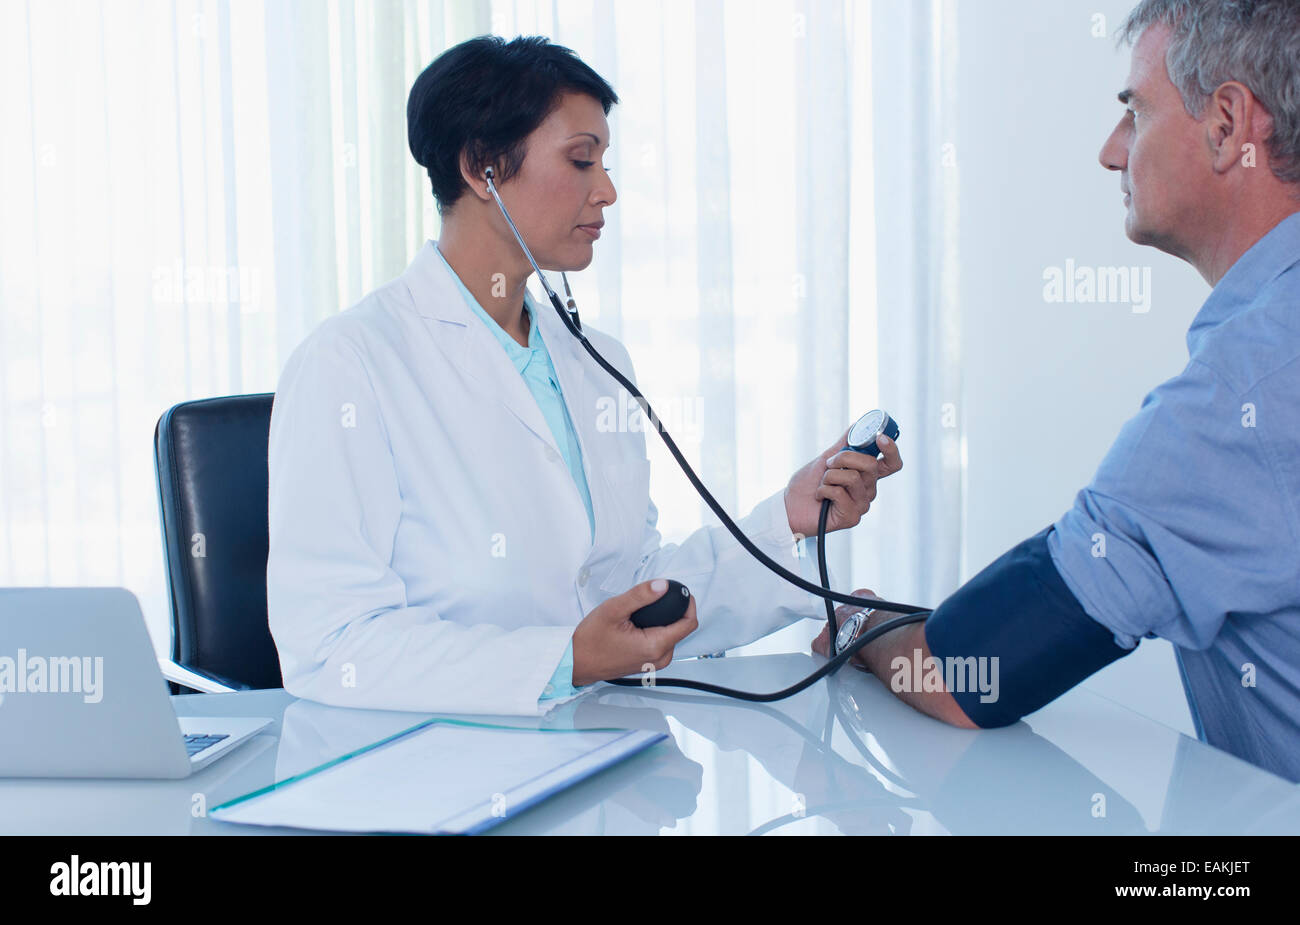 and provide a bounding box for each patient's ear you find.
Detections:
[1206,81,1257,174]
